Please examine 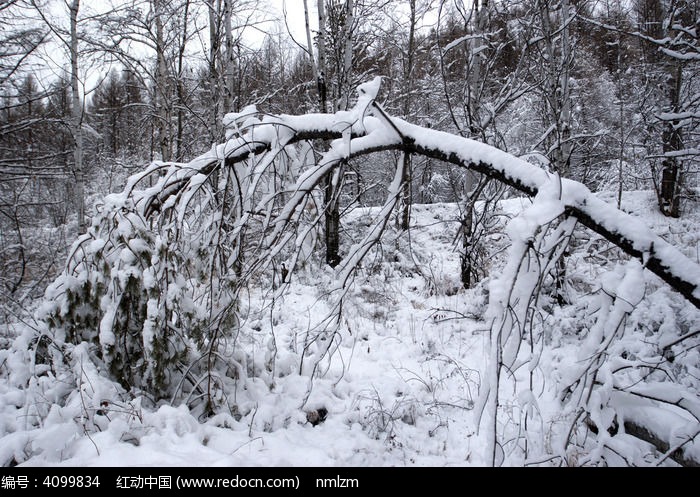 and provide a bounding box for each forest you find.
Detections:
[0,0,699,467]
